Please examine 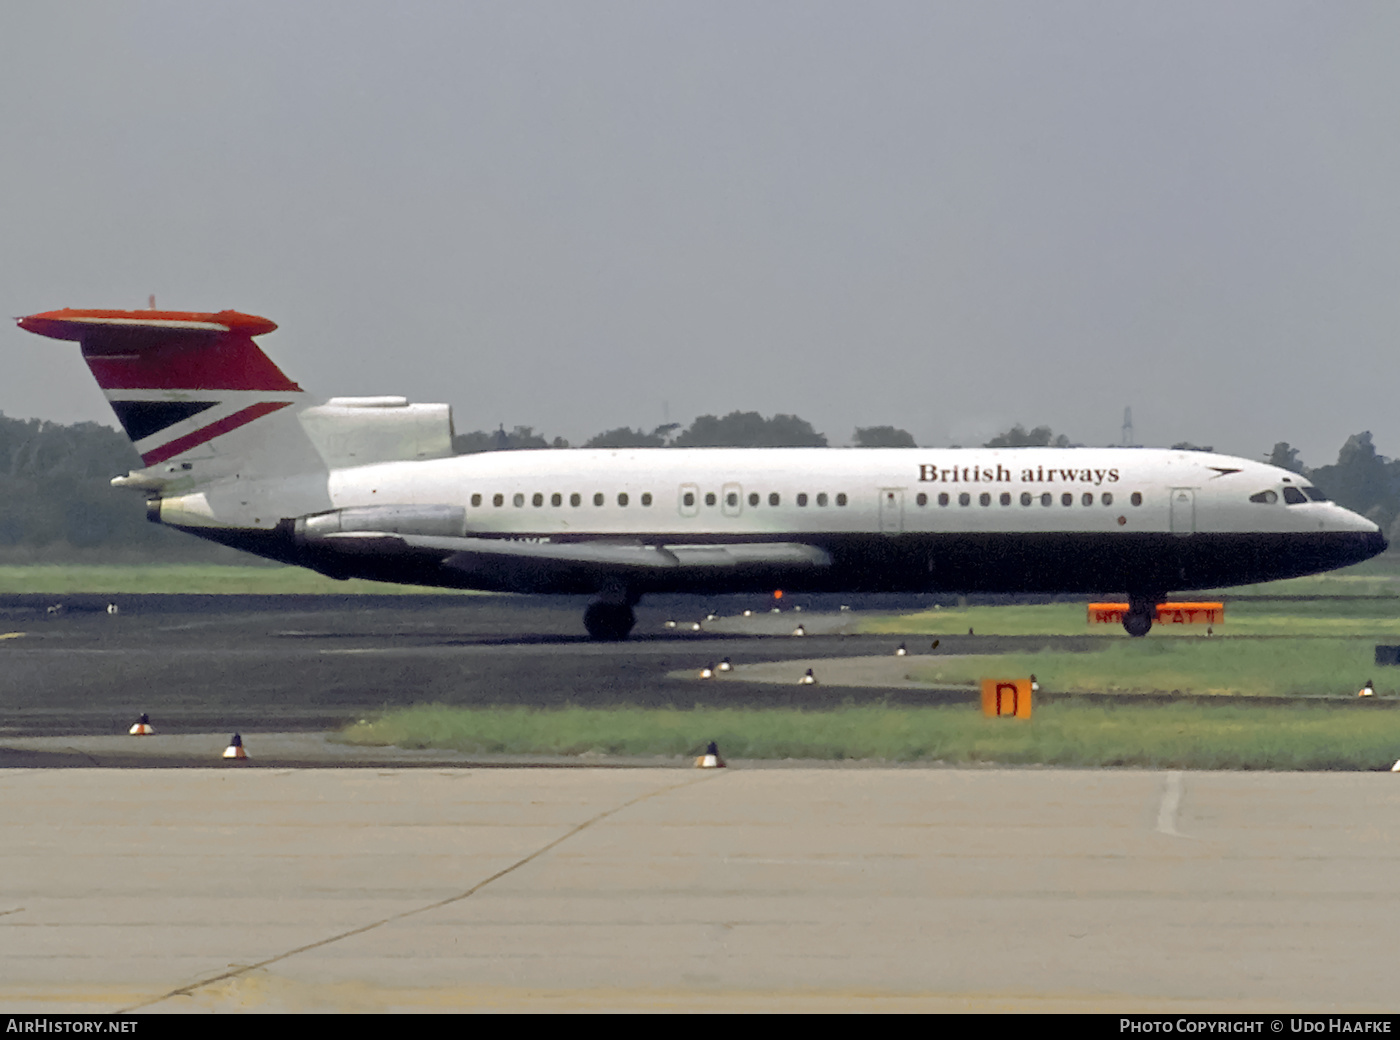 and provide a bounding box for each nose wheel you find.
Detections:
[1122,593,1159,637]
